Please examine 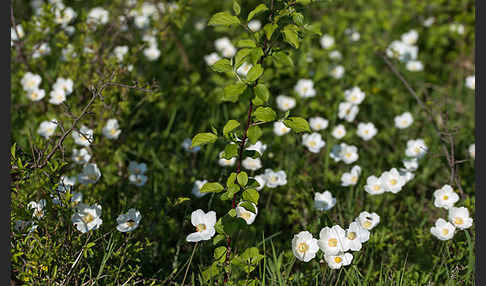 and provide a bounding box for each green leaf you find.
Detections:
[174,197,190,206]
[246,64,264,82]
[233,1,241,15]
[211,59,233,73]
[228,208,237,217]
[248,47,264,65]
[214,246,227,262]
[303,23,322,36]
[253,107,277,122]
[283,117,311,133]
[292,12,304,26]
[239,201,256,214]
[223,83,247,103]
[191,132,218,147]
[221,214,246,236]
[236,39,256,48]
[237,172,248,187]
[247,125,262,145]
[254,83,270,103]
[282,24,300,48]
[242,189,259,204]
[227,172,238,187]
[272,51,294,67]
[213,234,226,245]
[200,182,225,193]
[296,0,311,4]
[247,4,268,21]
[235,48,252,68]
[263,23,278,40]
[223,120,241,137]
[222,143,238,159]
[208,11,241,26]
